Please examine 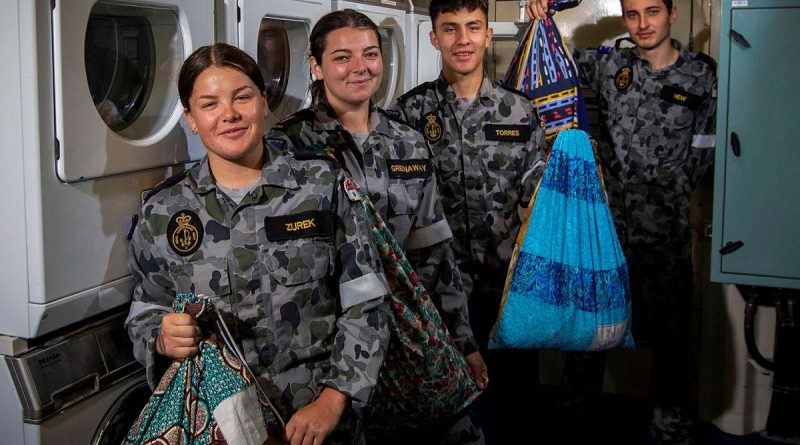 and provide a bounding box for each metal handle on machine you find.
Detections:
[720,240,744,255]
[730,132,741,157]
[729,29,751,48]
